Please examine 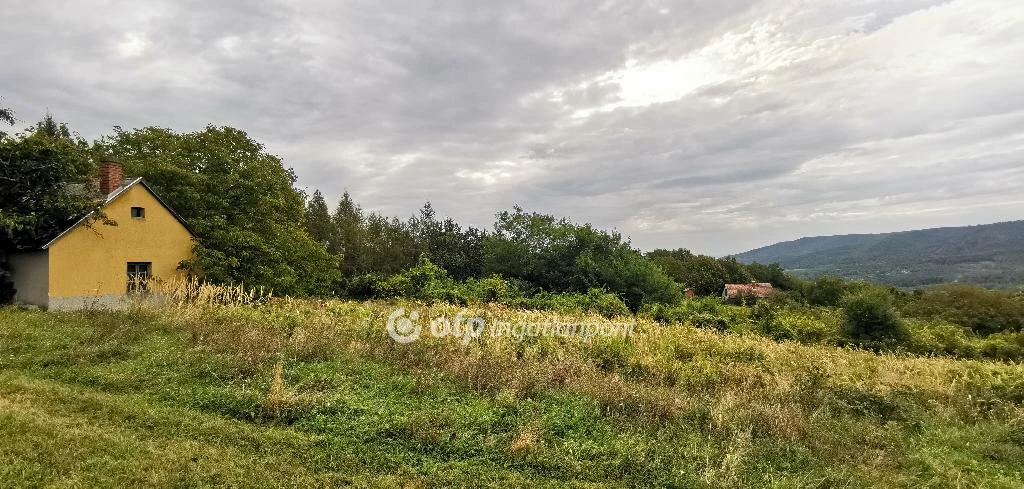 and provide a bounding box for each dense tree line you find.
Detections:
[0,109,836,310]
[303,190,831,311]
[302,198,681,310]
